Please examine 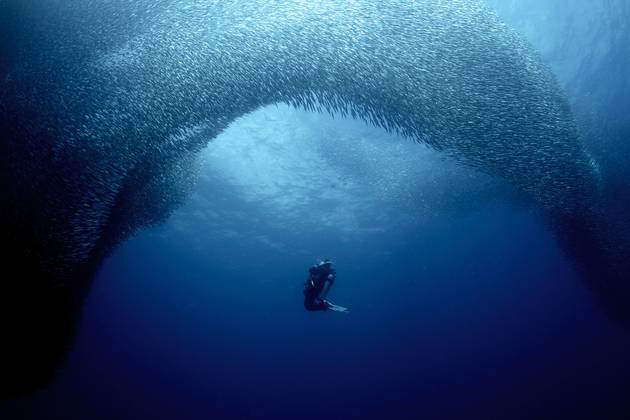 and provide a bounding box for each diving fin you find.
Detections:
[328,303,349,313]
